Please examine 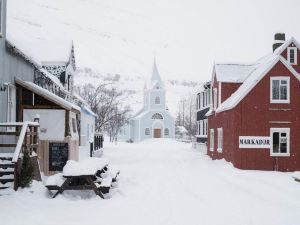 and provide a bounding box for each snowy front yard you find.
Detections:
[1,139,300,225]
